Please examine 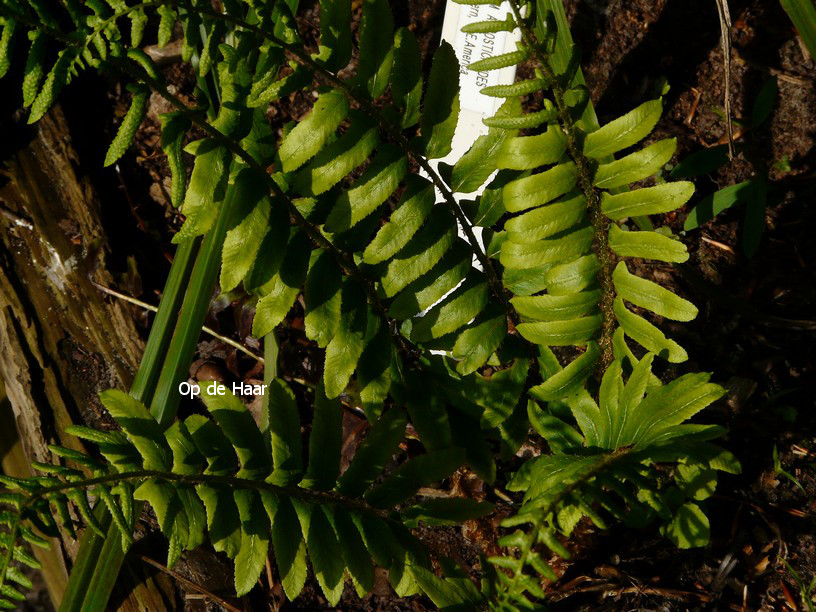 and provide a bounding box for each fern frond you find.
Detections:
[0,386,492,603]
[486,355,738,607]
